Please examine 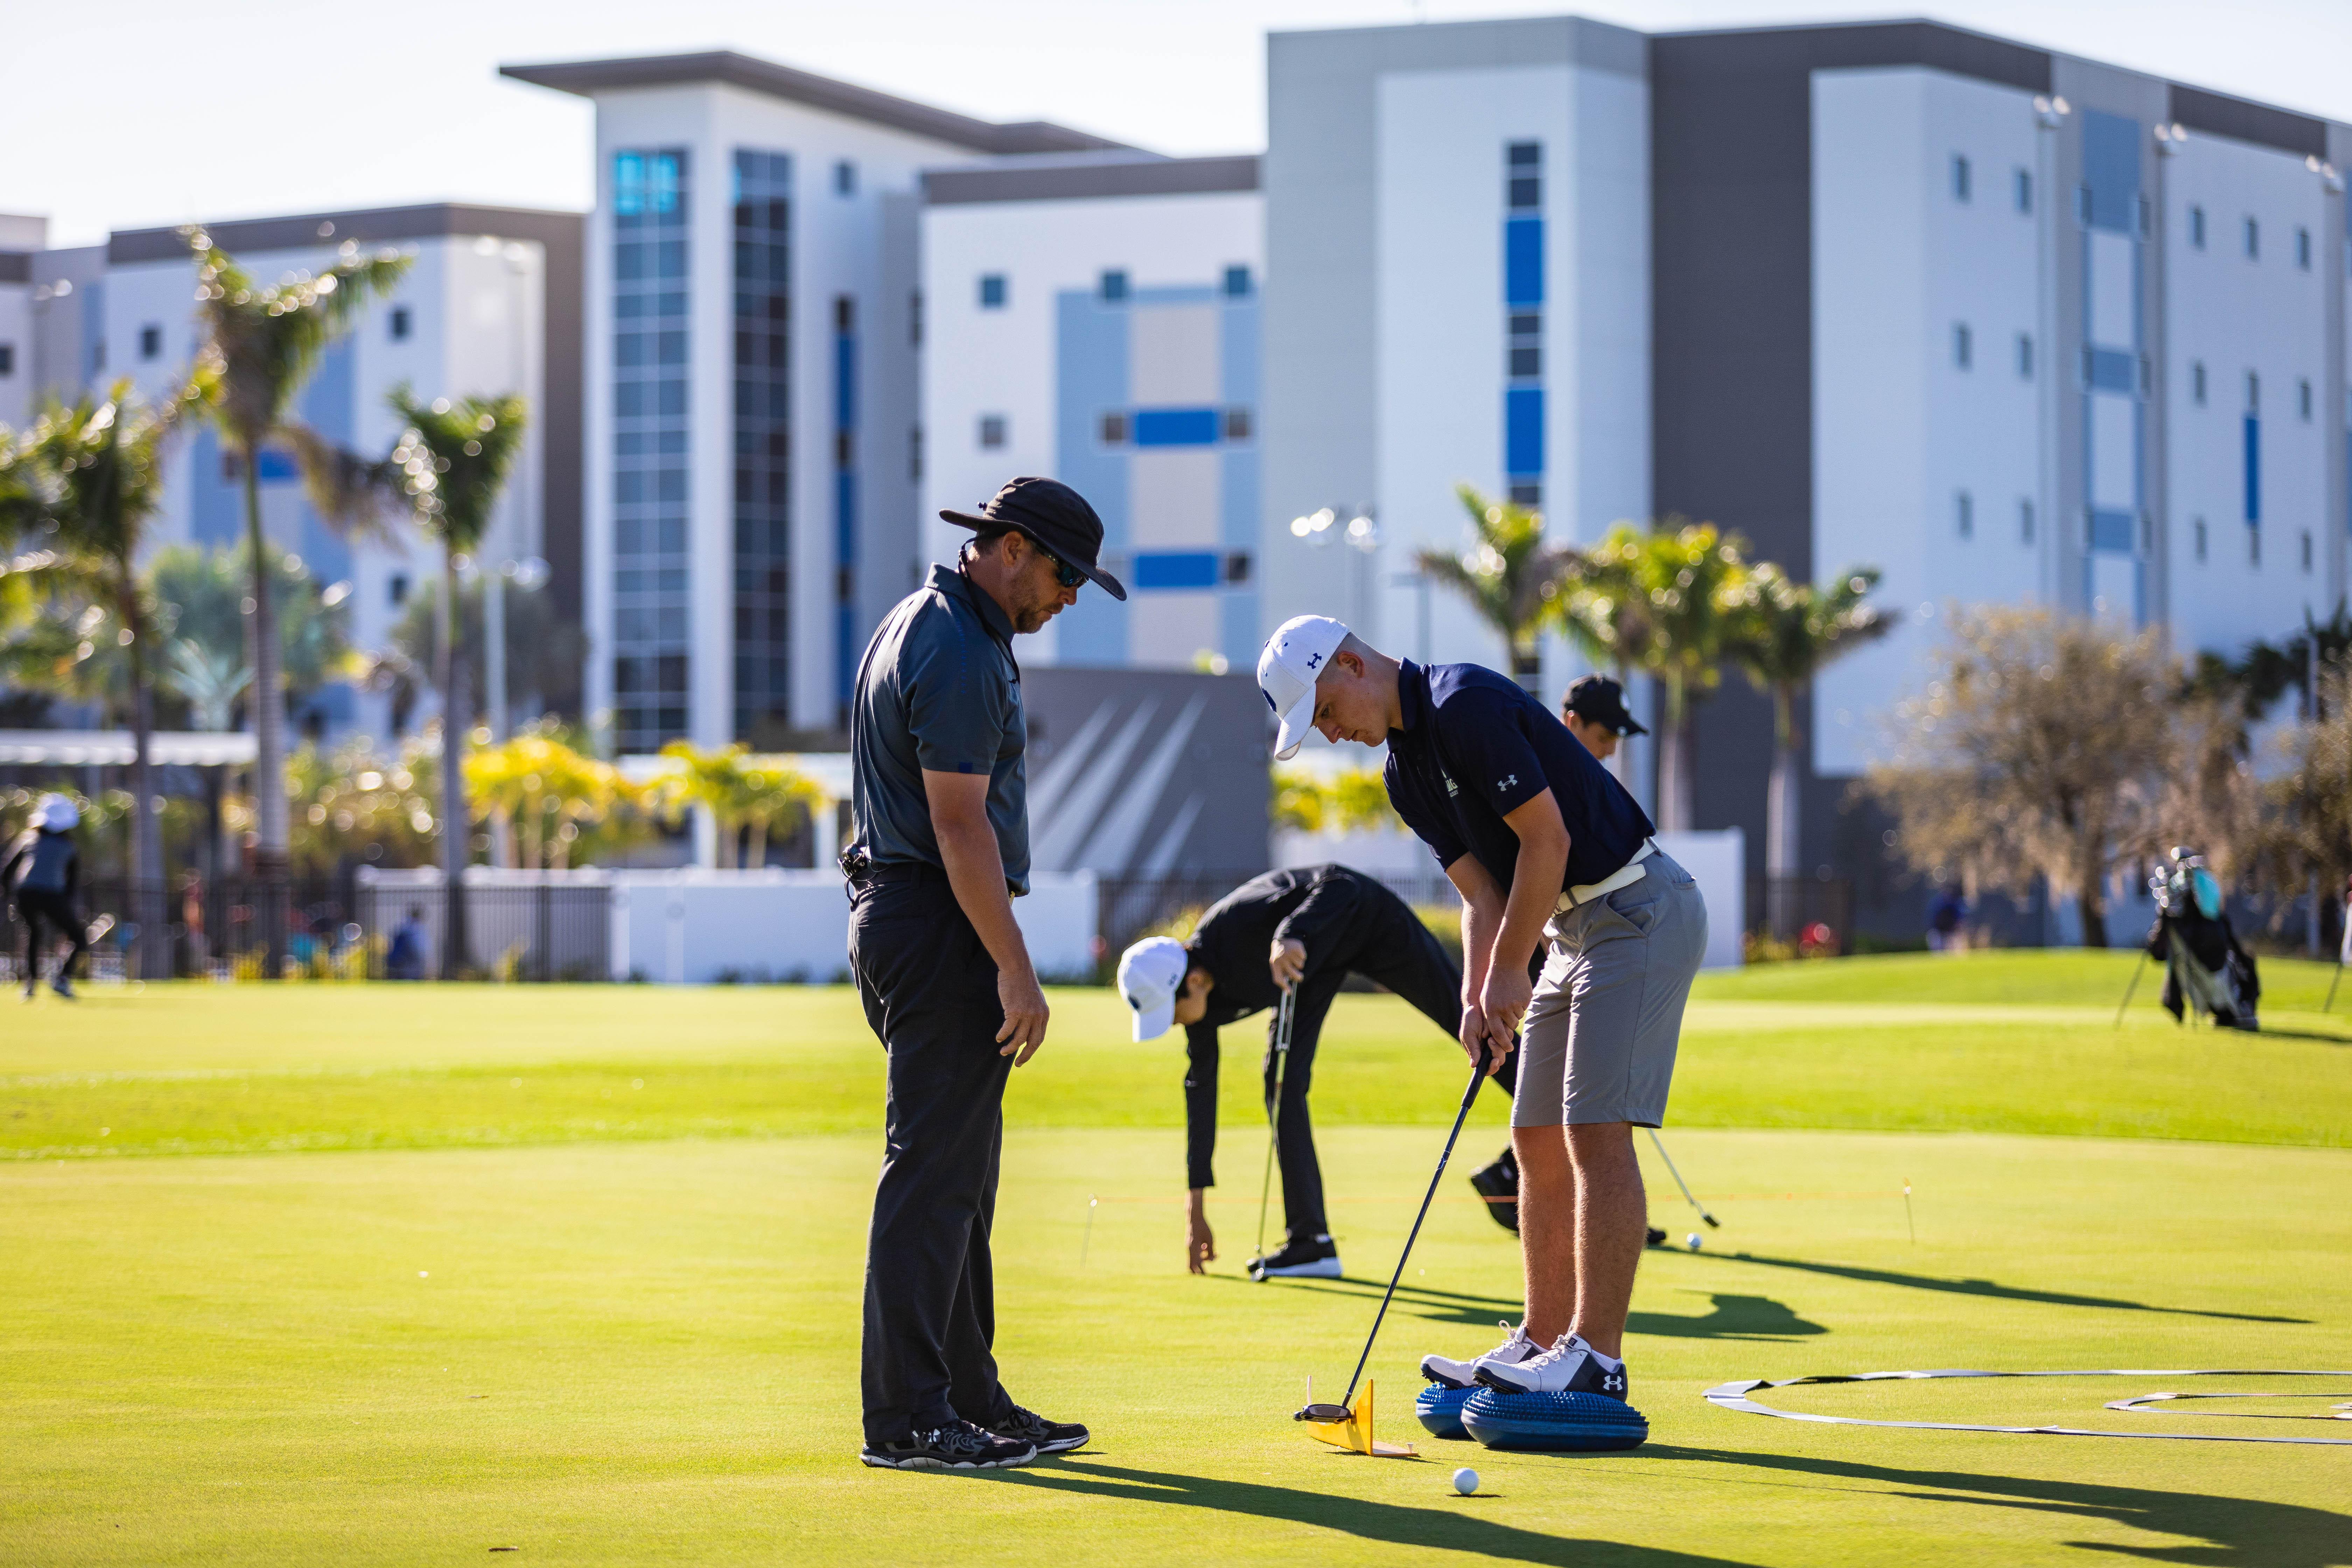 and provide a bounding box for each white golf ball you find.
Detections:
[1685,1233,1703,1251]
[1452,1466,1479,1496]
